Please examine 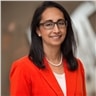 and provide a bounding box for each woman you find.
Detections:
[10,1,87,96]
